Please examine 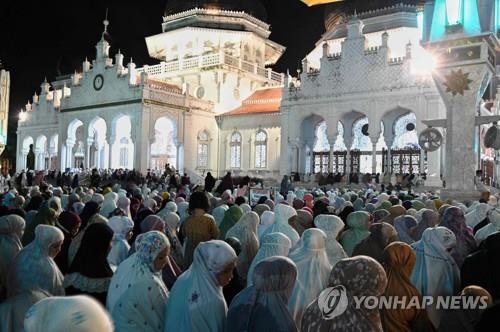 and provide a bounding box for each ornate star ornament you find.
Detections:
[443,69,472,96]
